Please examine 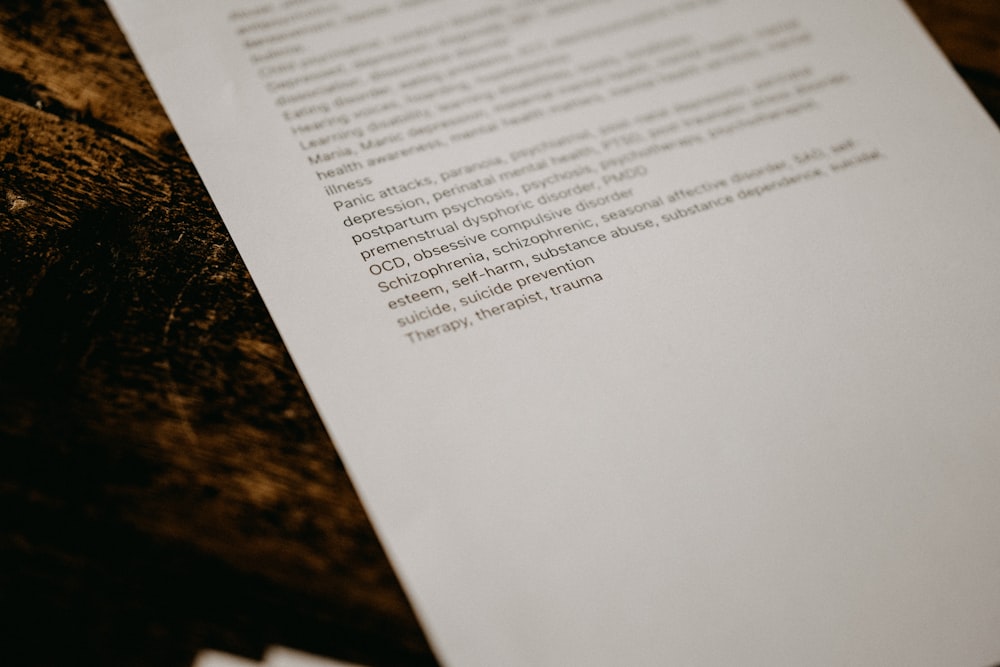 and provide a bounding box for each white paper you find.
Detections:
[108,1,1000,664]
[189,646,364,667]
[191,650,261,667]
[264,645,366,667]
